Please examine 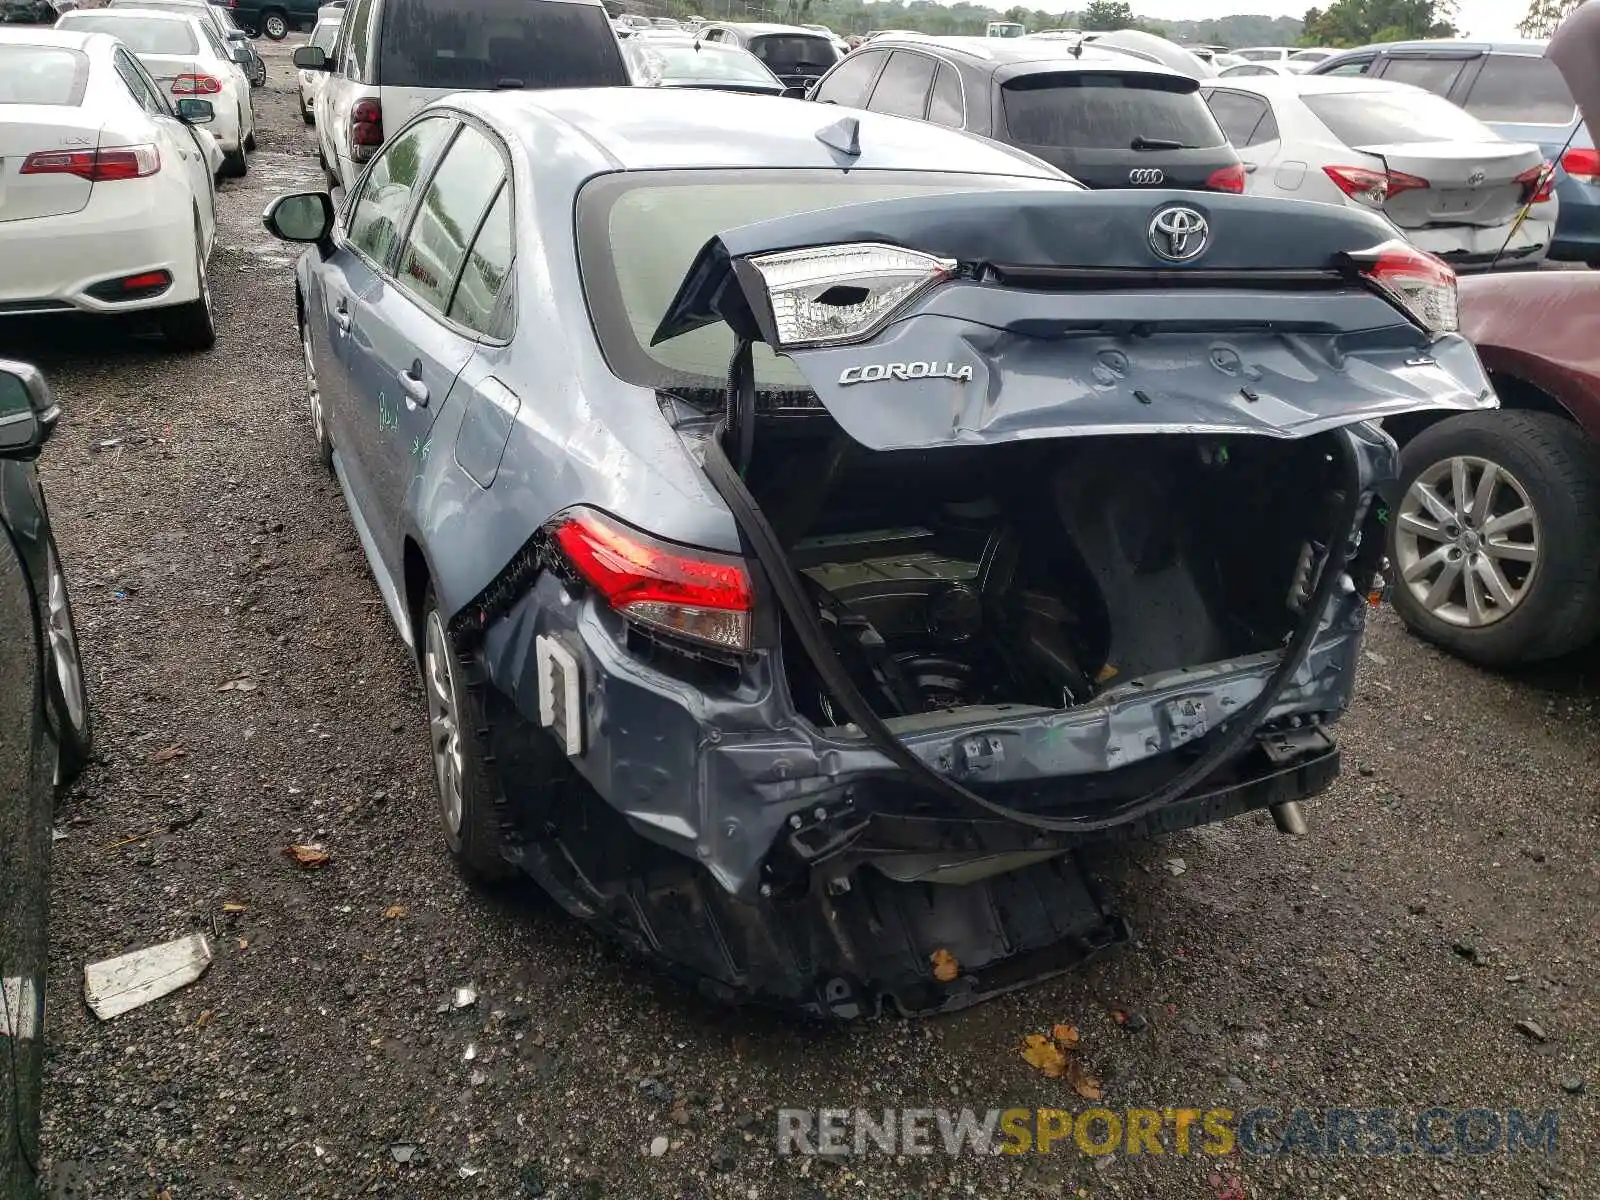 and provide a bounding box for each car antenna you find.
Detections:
[815,115,861,157]
[1488,120,1581,273]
